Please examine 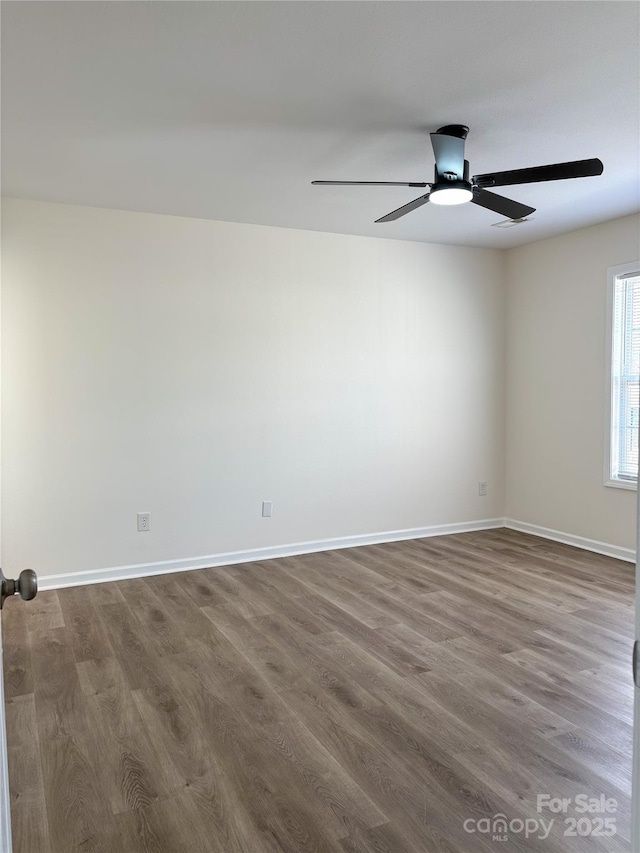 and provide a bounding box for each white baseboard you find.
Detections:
[38,517,505,591]
[504,518,635,563]
[35,516,634,592]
